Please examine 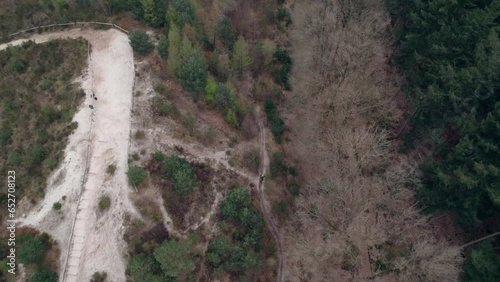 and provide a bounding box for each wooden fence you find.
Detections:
[4,21,129,40]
